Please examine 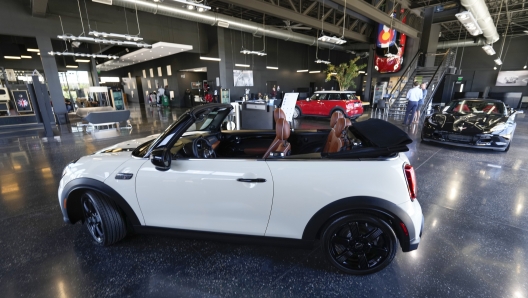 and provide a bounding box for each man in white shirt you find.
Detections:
[157,85,165,105]
[402,81,423,126]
